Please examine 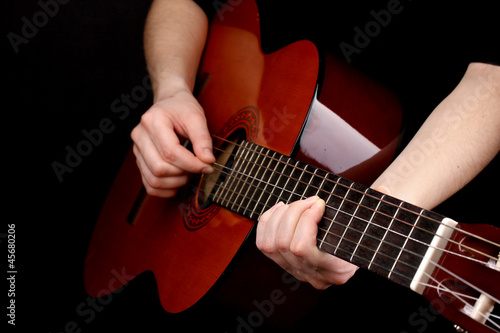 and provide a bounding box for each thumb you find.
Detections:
[302,196,326,224]
[372,185,391,196]
[183,115,216,166]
